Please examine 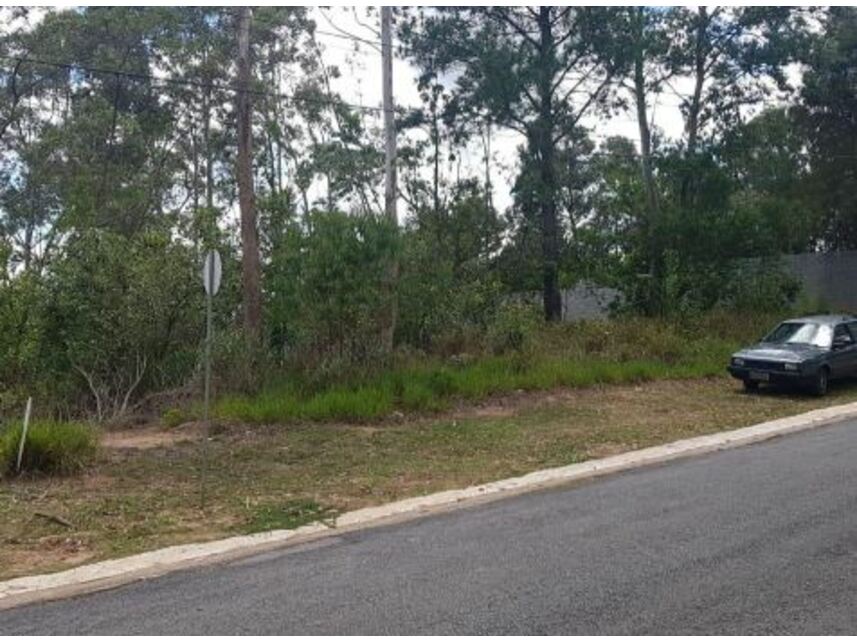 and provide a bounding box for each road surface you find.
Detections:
[3,419,857,634]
